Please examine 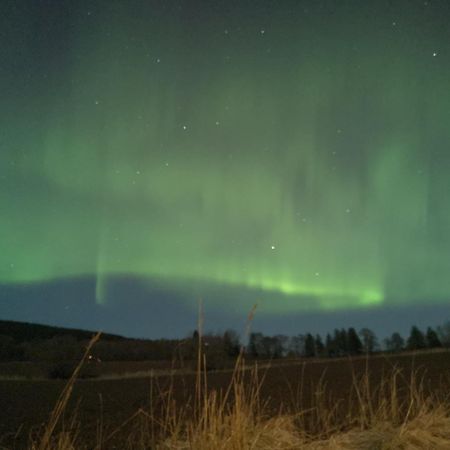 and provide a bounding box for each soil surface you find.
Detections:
[1,350,449,449]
